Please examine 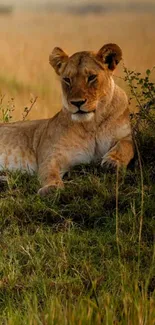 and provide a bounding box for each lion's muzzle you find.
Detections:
[70,99,87,109]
